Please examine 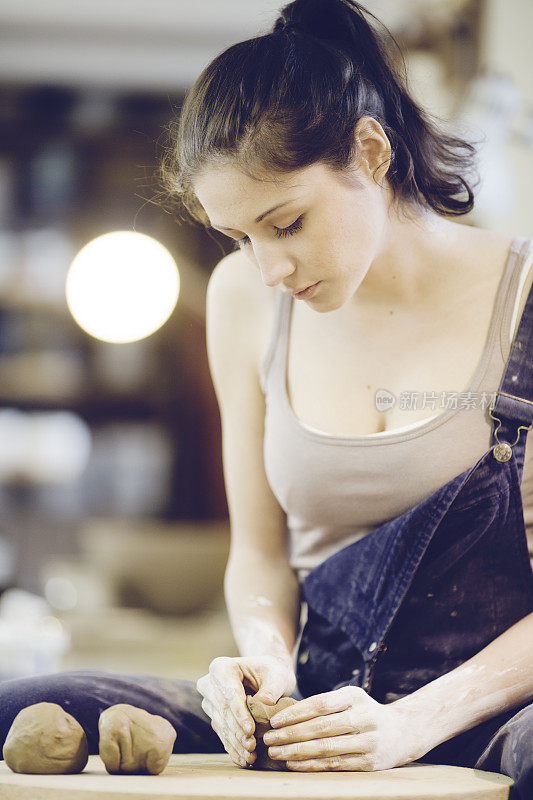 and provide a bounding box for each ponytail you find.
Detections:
[162,0,477,223]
